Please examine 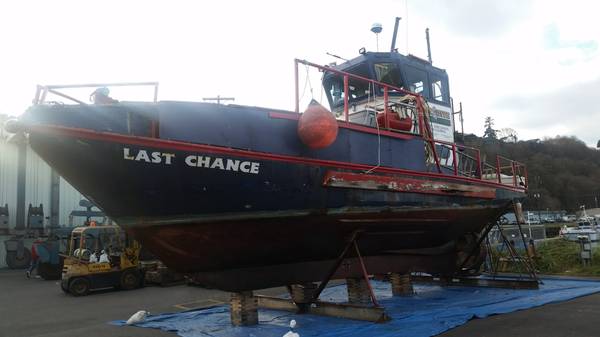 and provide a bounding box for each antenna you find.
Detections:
[326,52,348,62]
[203,95,235,105]
[390,17,402,52]
[371,23,382,52]
[425,28,432,63]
